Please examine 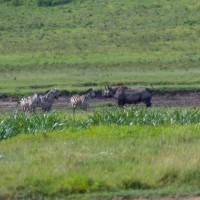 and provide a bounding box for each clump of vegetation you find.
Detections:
[1,107,200,140]
[0,112,64,139]
[83,107,200,127]
[37,0,71,7]
[2,0,72,6]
